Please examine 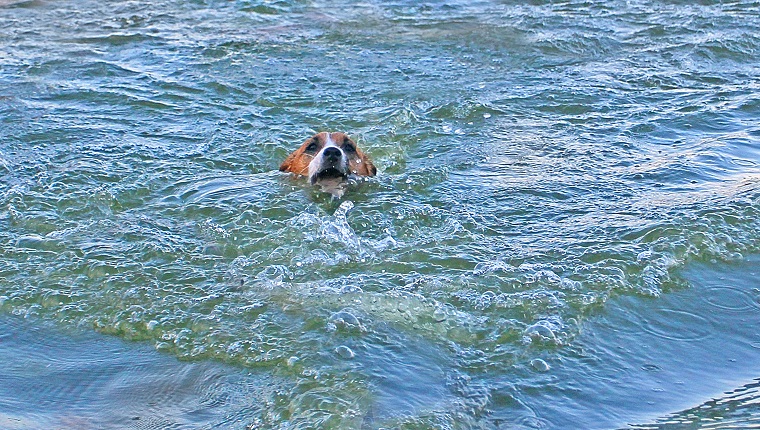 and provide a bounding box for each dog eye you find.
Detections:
[343,142,356,153]
[306,142,319,152]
